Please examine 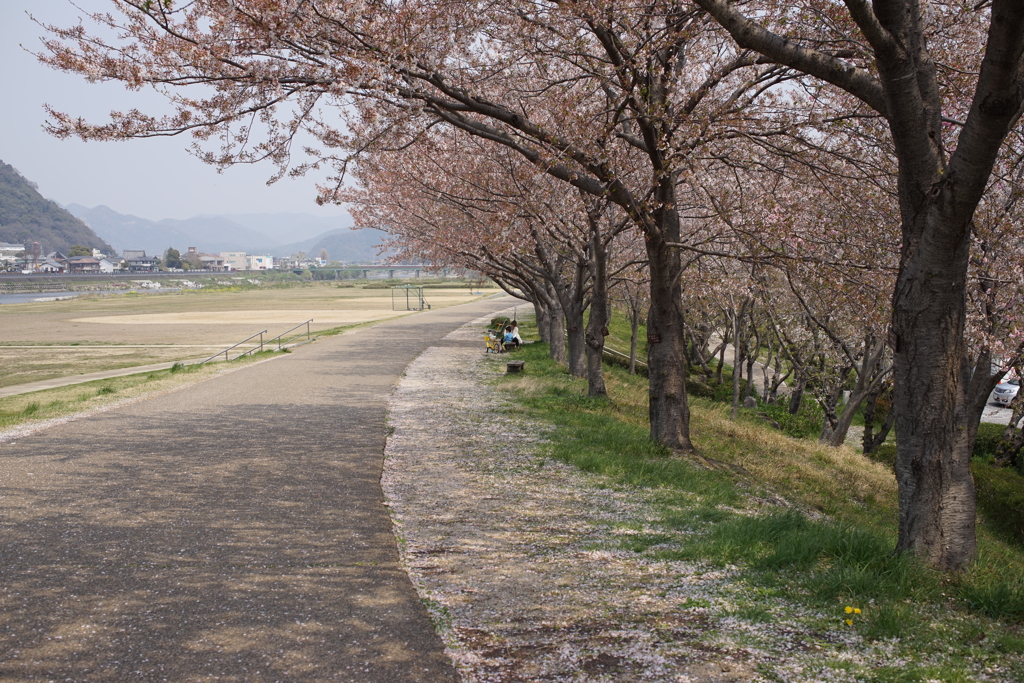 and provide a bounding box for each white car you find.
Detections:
[992,379,1020,406]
